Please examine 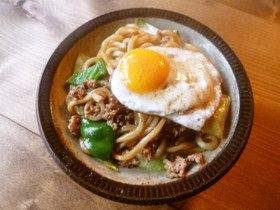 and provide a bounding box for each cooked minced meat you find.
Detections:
[163,154,205,178]
[68,115,82,136]
[142,140,160,163]
[84,100,101,118]
[162,121,195,147]
[163,156,188,178]
[69,84,87,100]
[102,94,134,130]
[82,79,99,90]
[68,79,100,101]
[186,153,205,164]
